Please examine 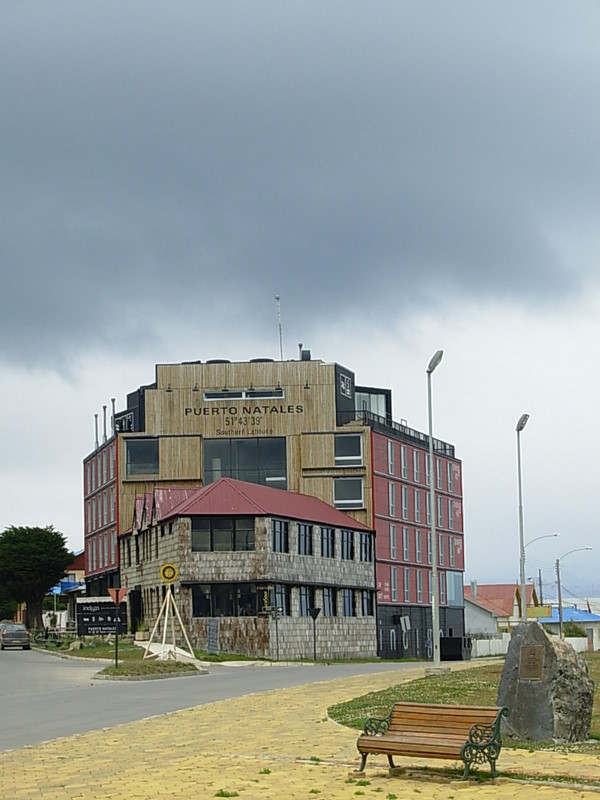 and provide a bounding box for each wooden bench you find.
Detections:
[356,702,509,779]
